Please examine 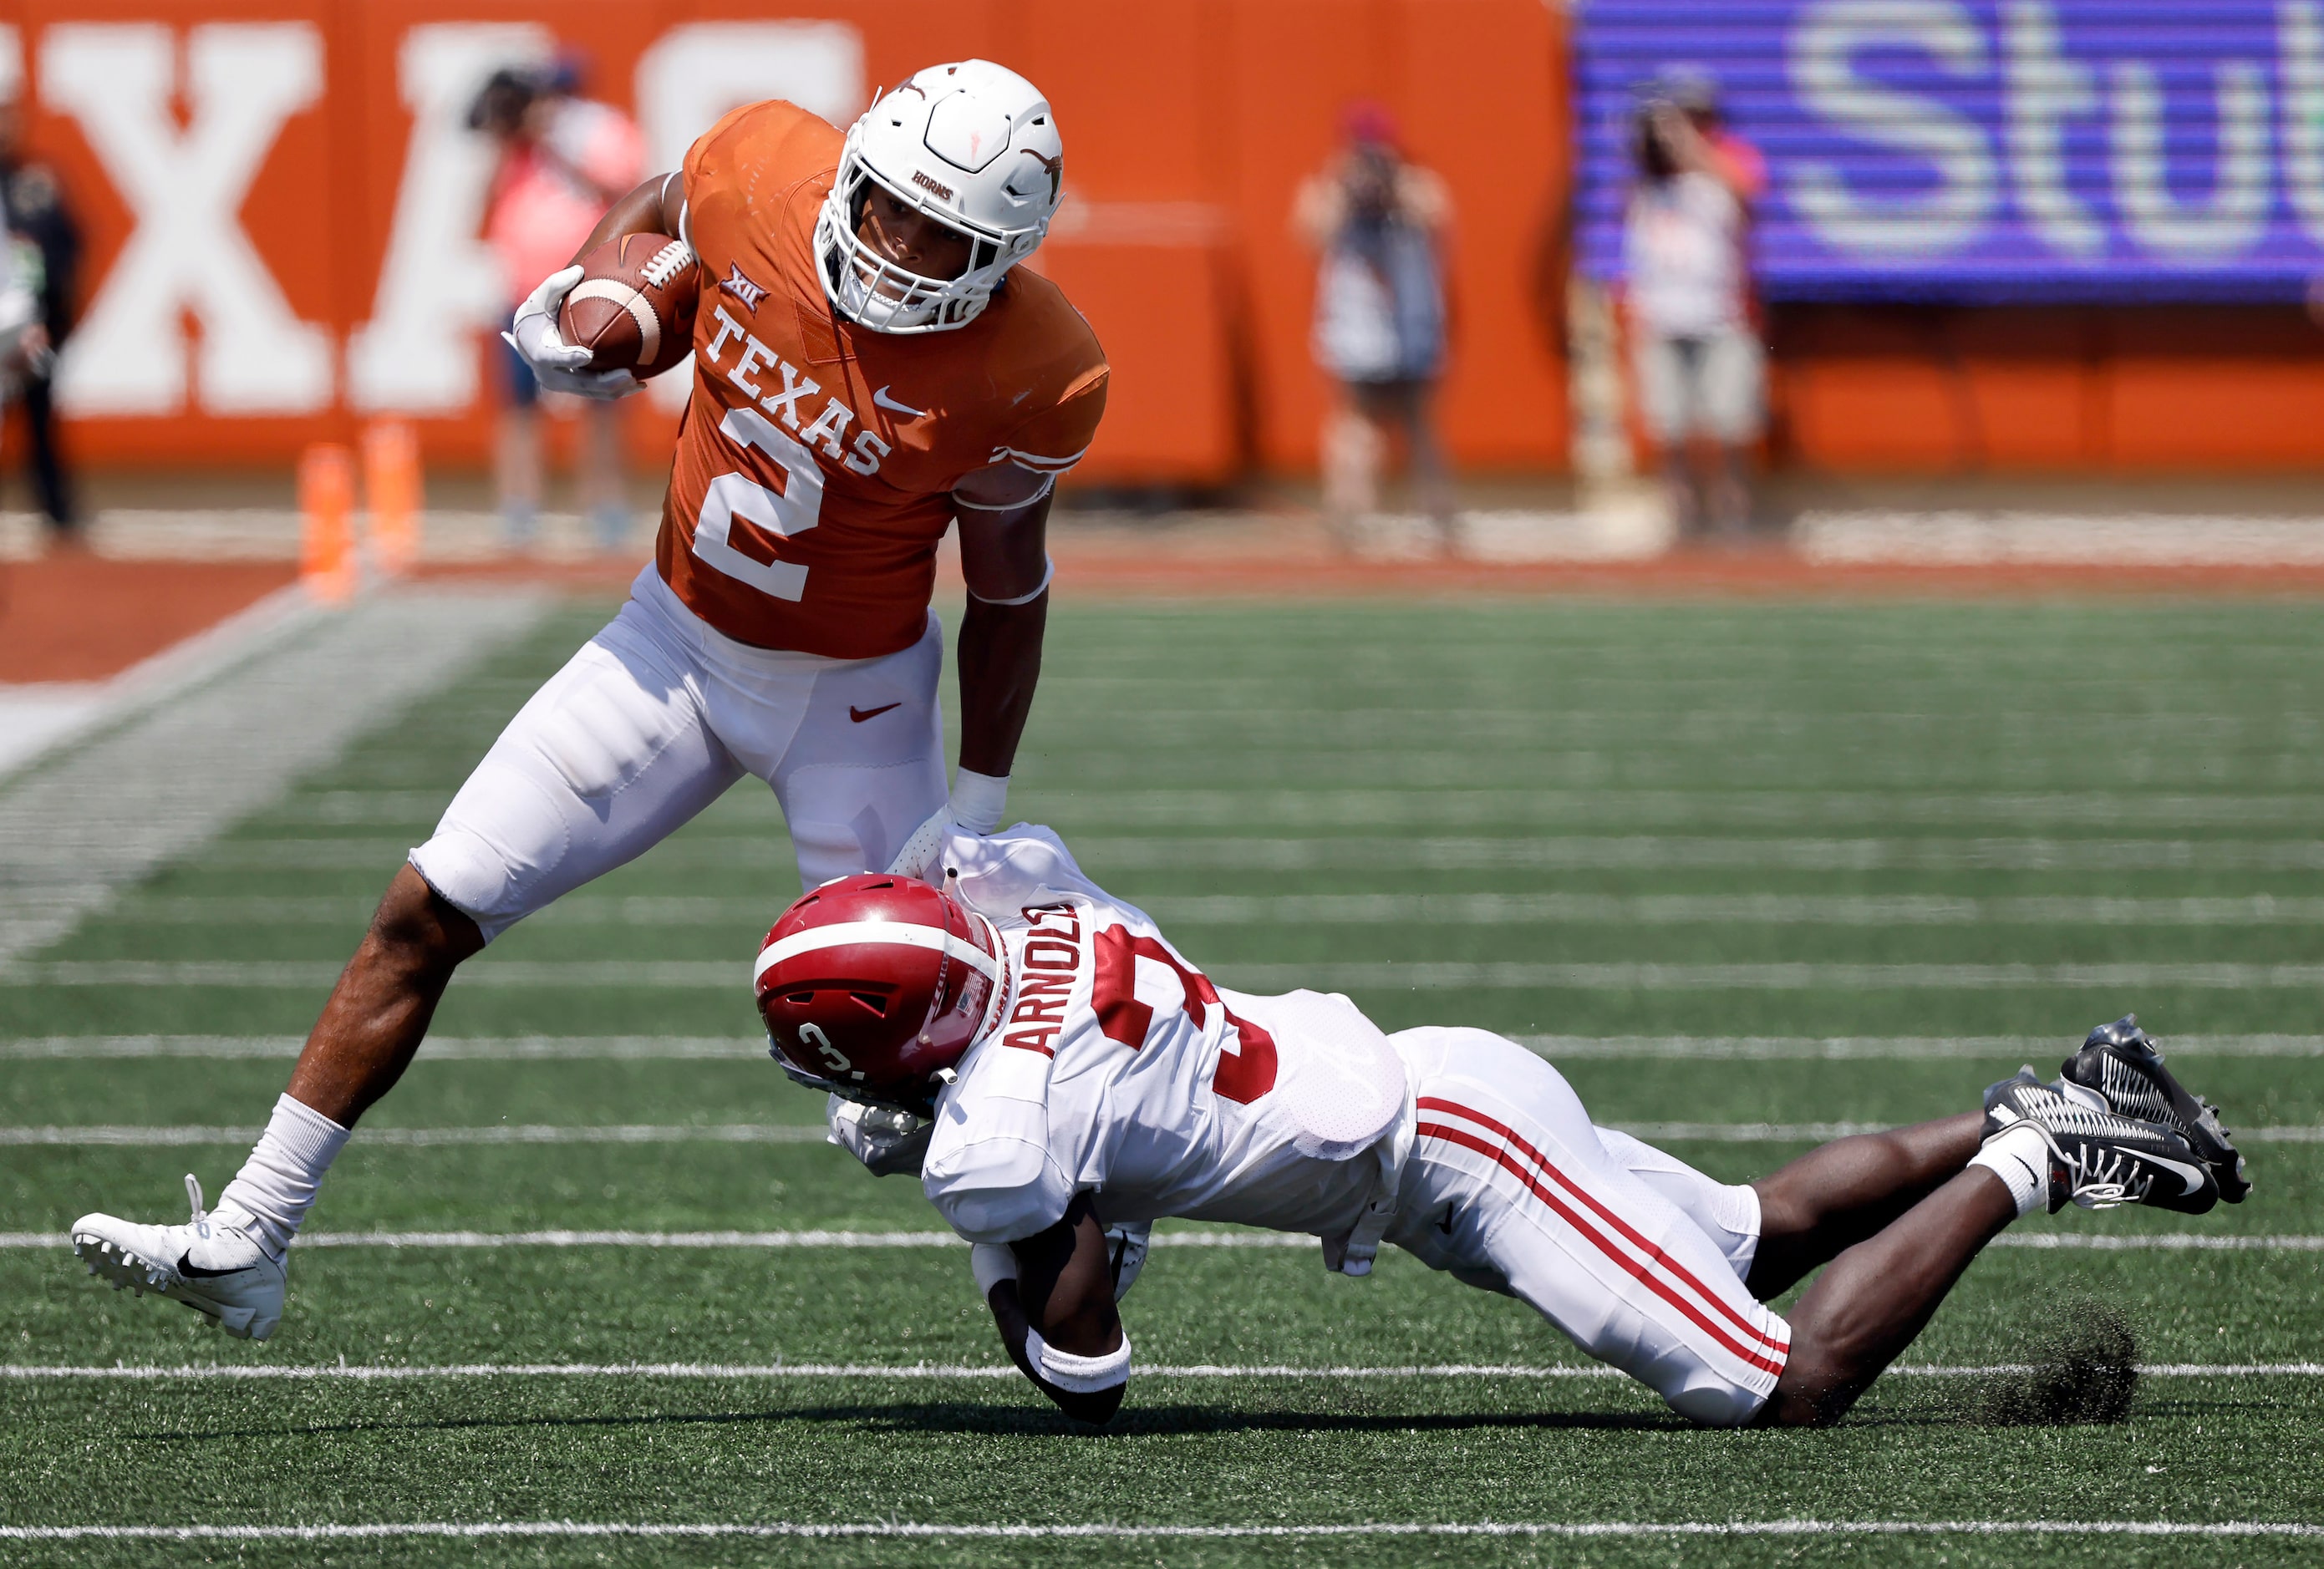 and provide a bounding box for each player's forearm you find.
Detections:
[984,1277,1126,1424]
[571,173,680,265]
[955,594,1047,779]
